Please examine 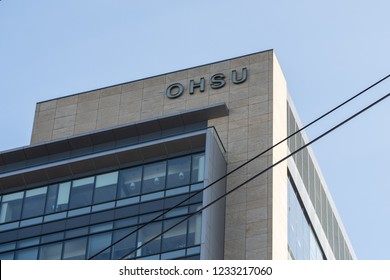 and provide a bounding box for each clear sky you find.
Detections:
[0,0,389,259]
